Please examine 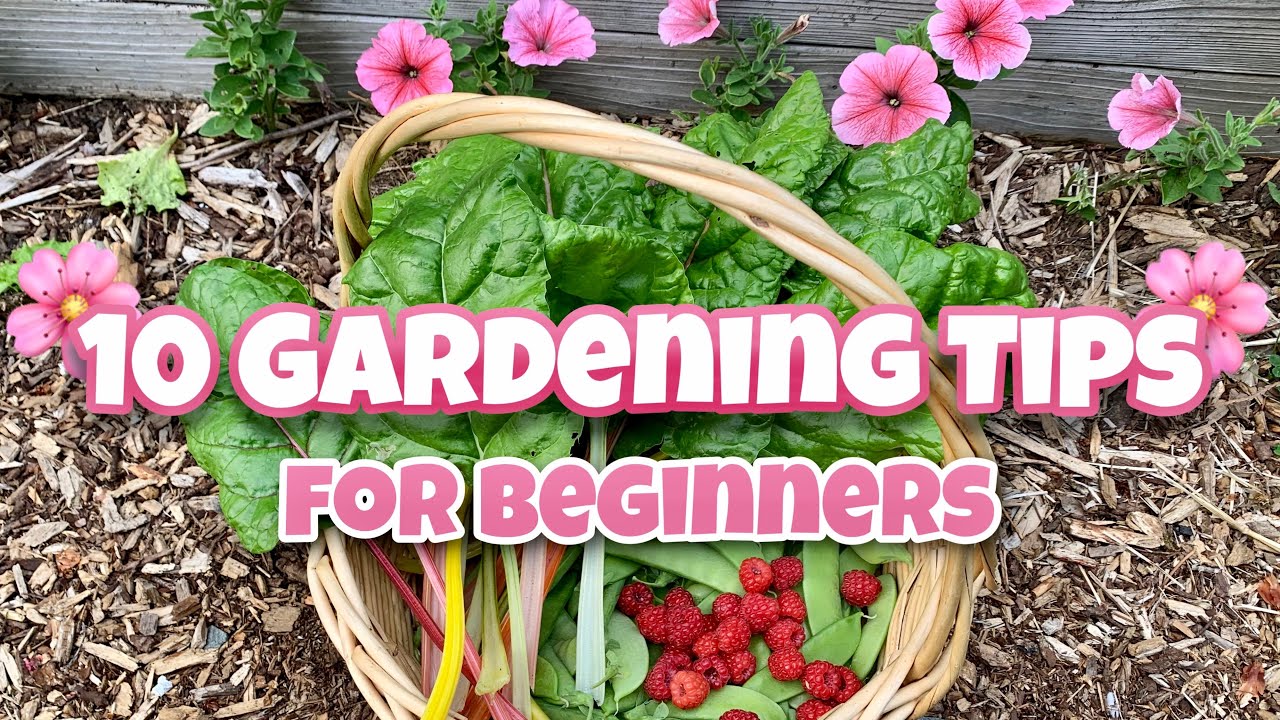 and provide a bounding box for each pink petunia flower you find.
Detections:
[1015,0,1073,20]
[832,45,952,147]
[503,0,597,67]
[927,0,1032,82]
[1108,73,1183,151]
[658,0,719,47]
[356,20,454,116]
[1146,242,1271,375]
[6,244,140,378]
